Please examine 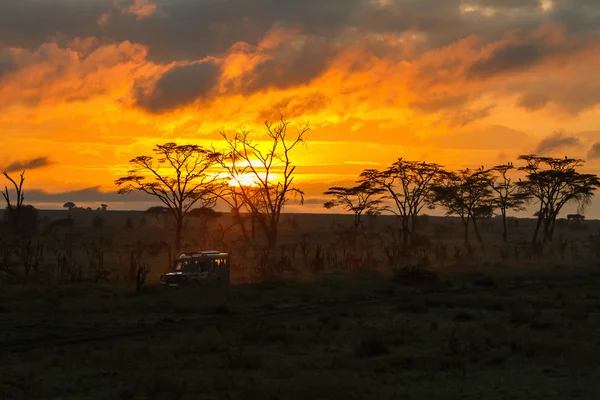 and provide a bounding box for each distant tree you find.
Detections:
[145,206,169,222]
[516,155,600,243]
[324,181,386,230]
[488,163,528,242]
[432,168,495,244]
[361,159,443,247]
[63,202,76,211]
[218,117,308,250]
[2,171,25,231]
[187,206,222,220]
[100,204,108,211]
[115,143,221,254]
